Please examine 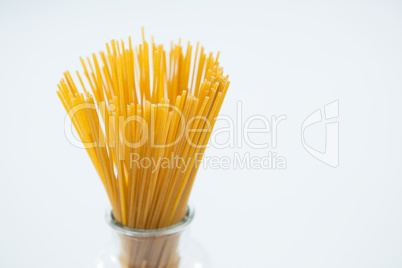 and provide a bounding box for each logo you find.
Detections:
[301,100,339,167]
